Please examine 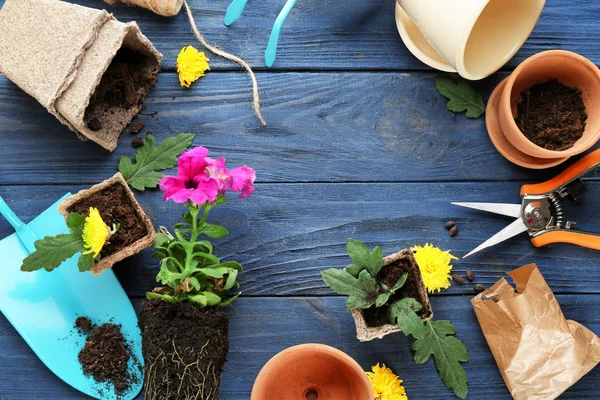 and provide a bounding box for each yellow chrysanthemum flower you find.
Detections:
[413,243,458,293]
[176,46,210,88]
[367,364,408,400]
[82,208,110,257]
